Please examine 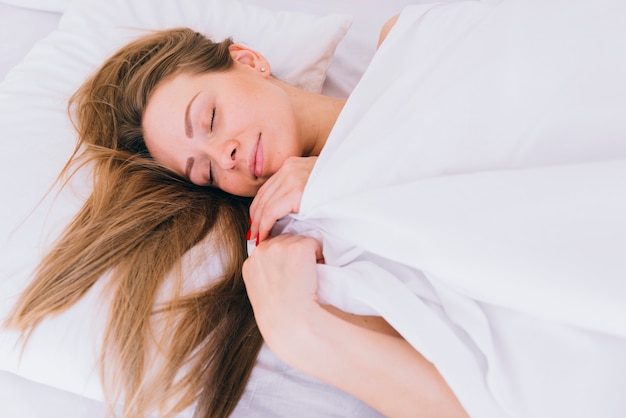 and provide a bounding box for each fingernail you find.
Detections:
[255,234,260,247]
[246,228,251,240]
